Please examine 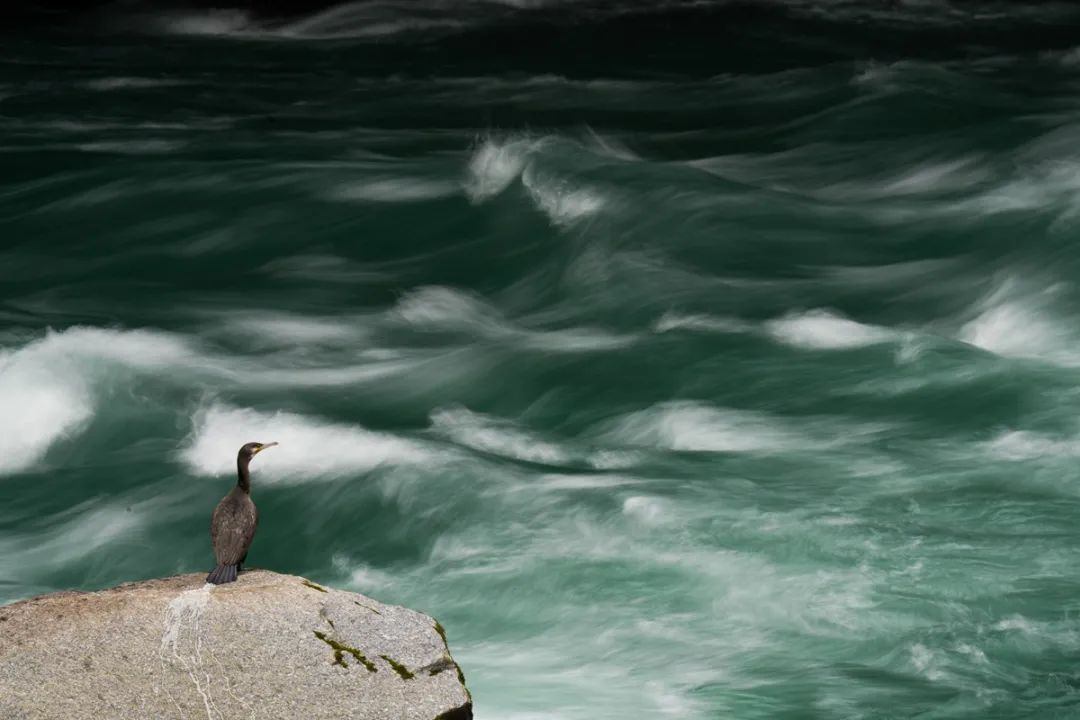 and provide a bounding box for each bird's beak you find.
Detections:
[254,442,278,455]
